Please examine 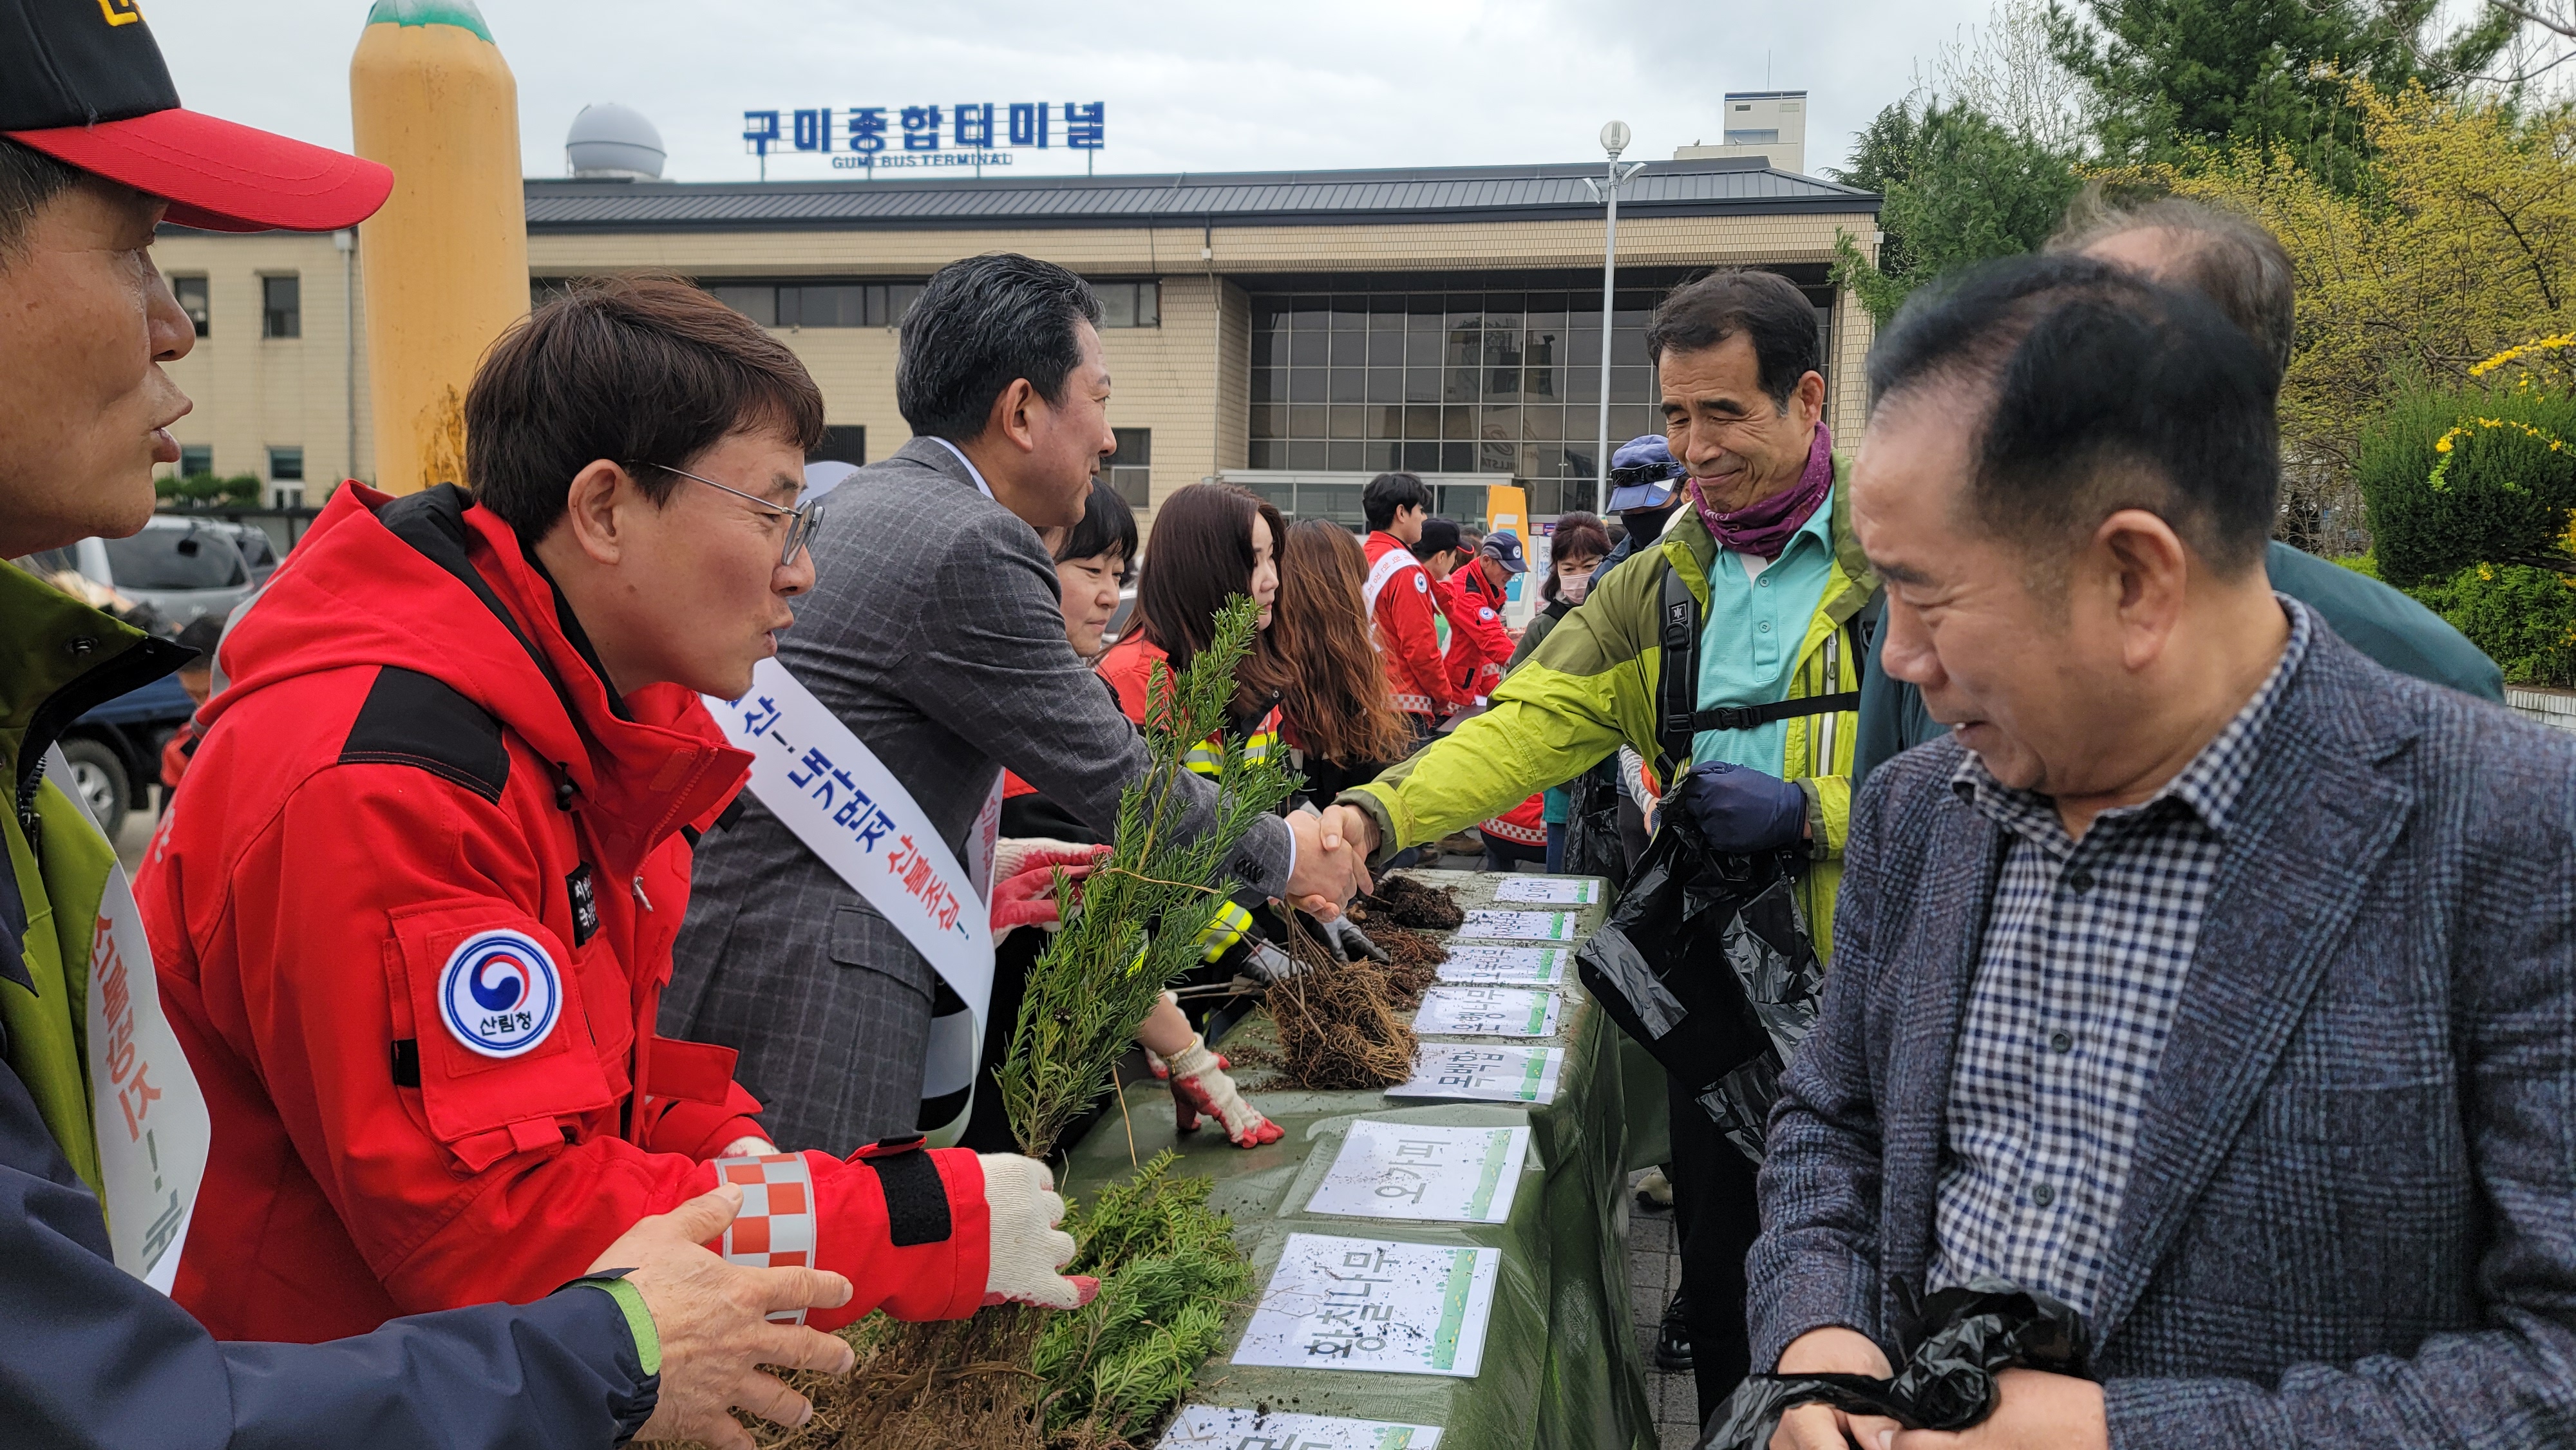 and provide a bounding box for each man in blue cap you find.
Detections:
[1589,435,1687,590]
[1446,528,1526,705]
